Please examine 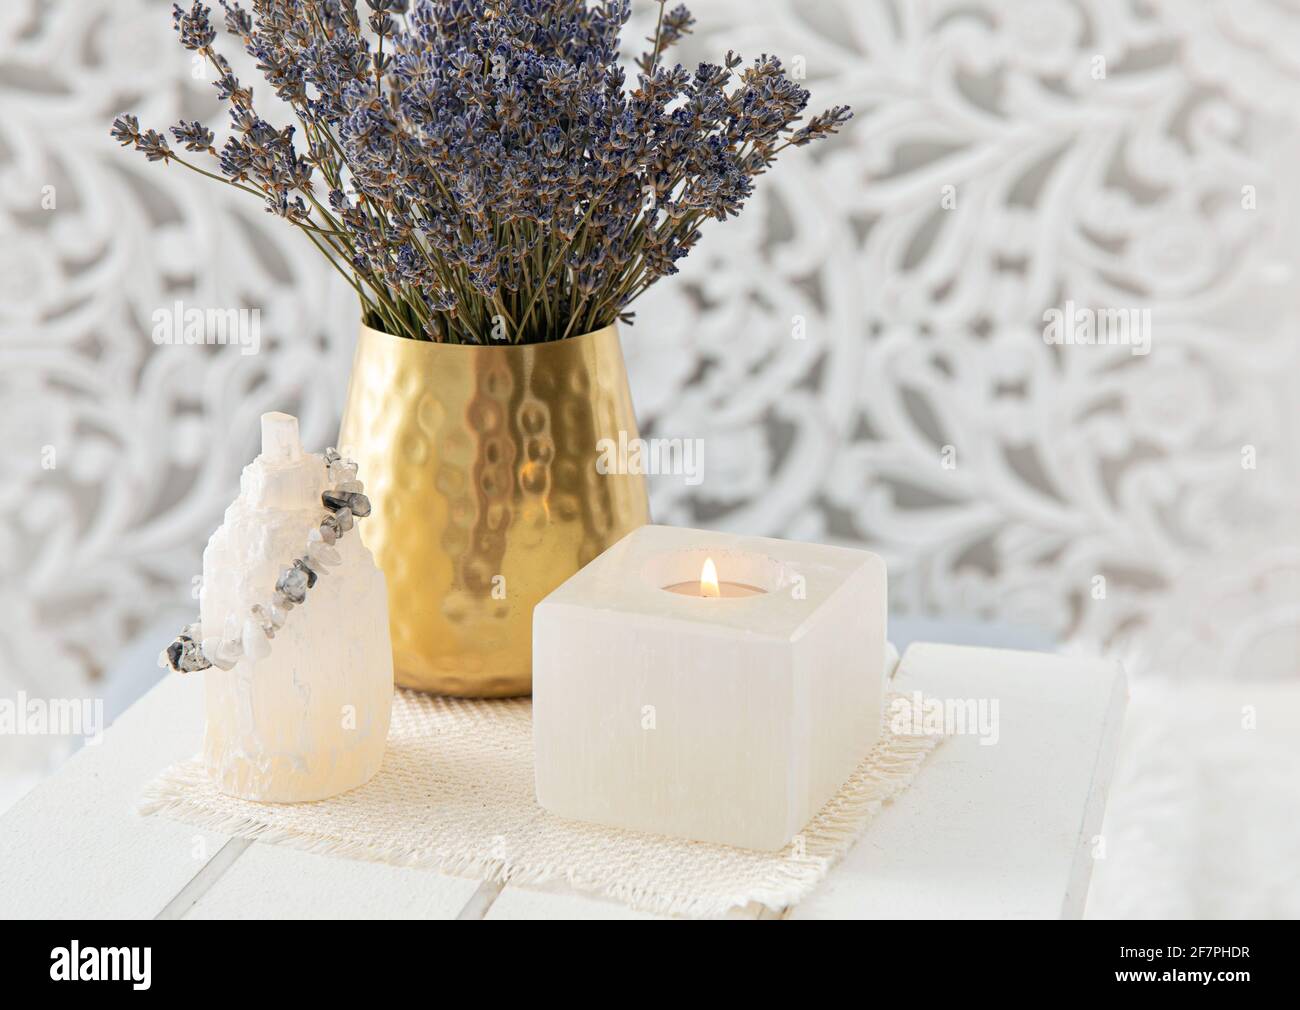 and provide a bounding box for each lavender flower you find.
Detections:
[113,0,851,344]
[636,3,694,74]
[110,114,140,147]
[172,2,216,51]
[171,120,216,152]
